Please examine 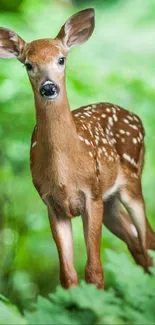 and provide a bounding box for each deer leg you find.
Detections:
[118,183,150,271]
[48,208,78,288]
[82,198,104,289]
[146,218,155,250]
[104,196,155,270]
